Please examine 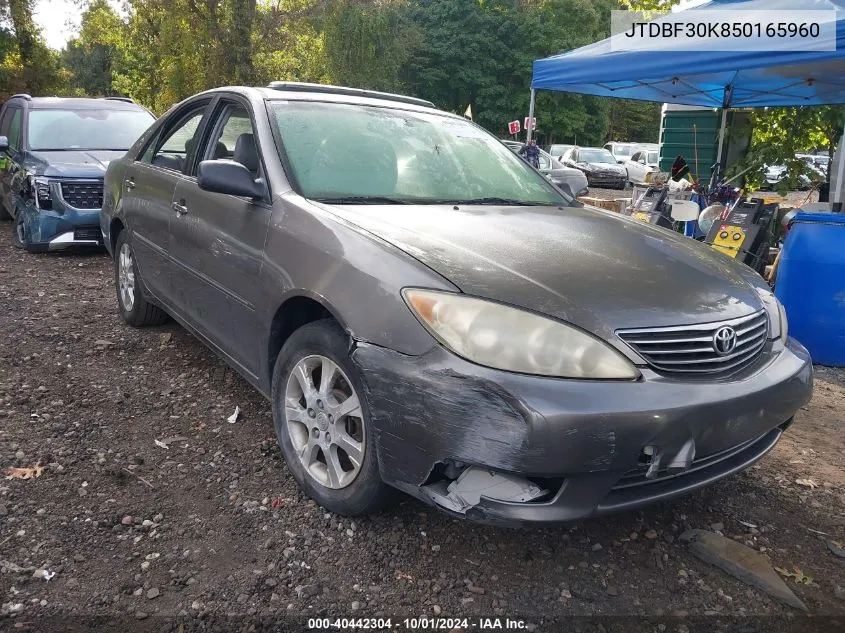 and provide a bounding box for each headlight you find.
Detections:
[403,289,639,379]
[27,176,53,210]
[755,287,788,342]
